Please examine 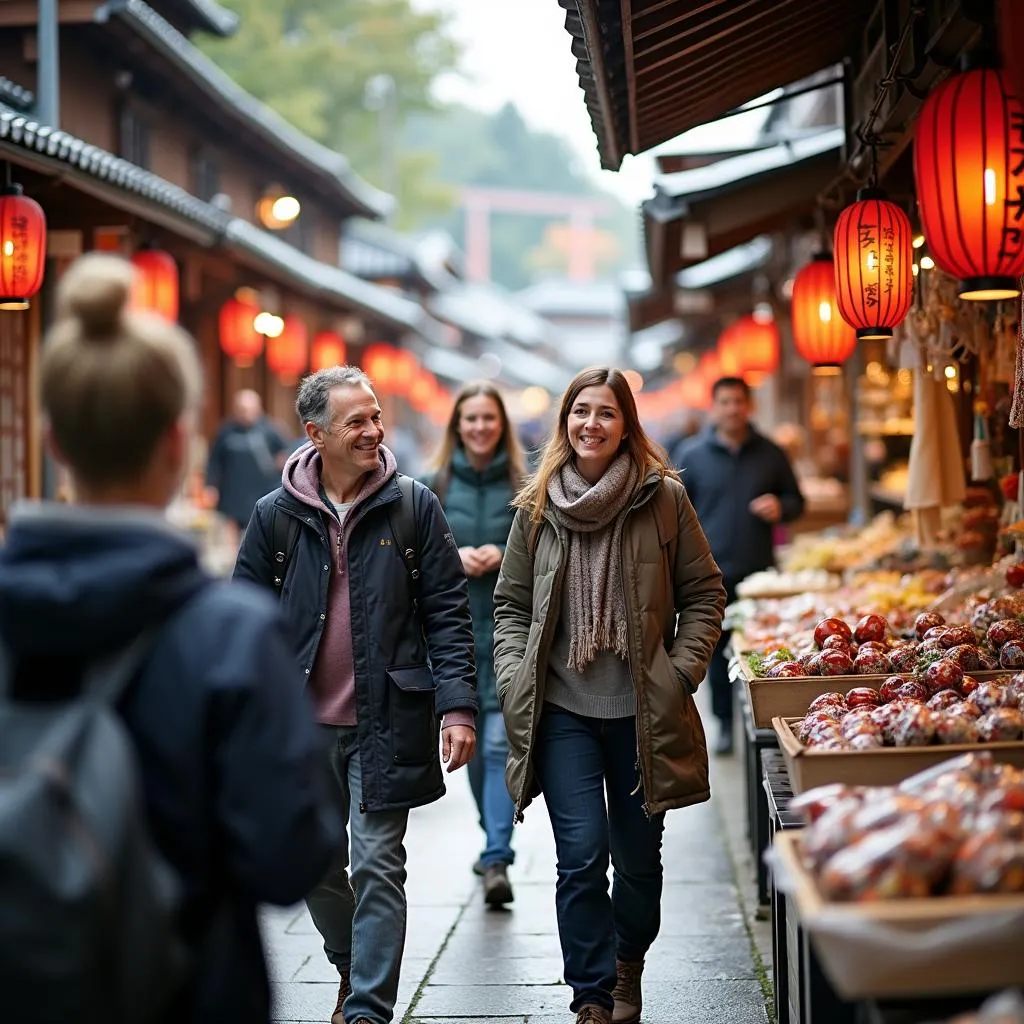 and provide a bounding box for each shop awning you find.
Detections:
[558,0,862,169]
[642,128,842,288]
